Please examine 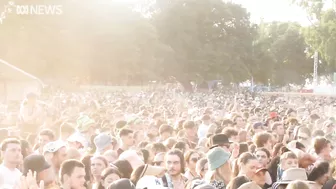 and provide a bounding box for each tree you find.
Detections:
[293,0,336,73]
[151,0,257,83]
[0,0,170,84]
[253,22,313,85]
[0,0,317,86]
